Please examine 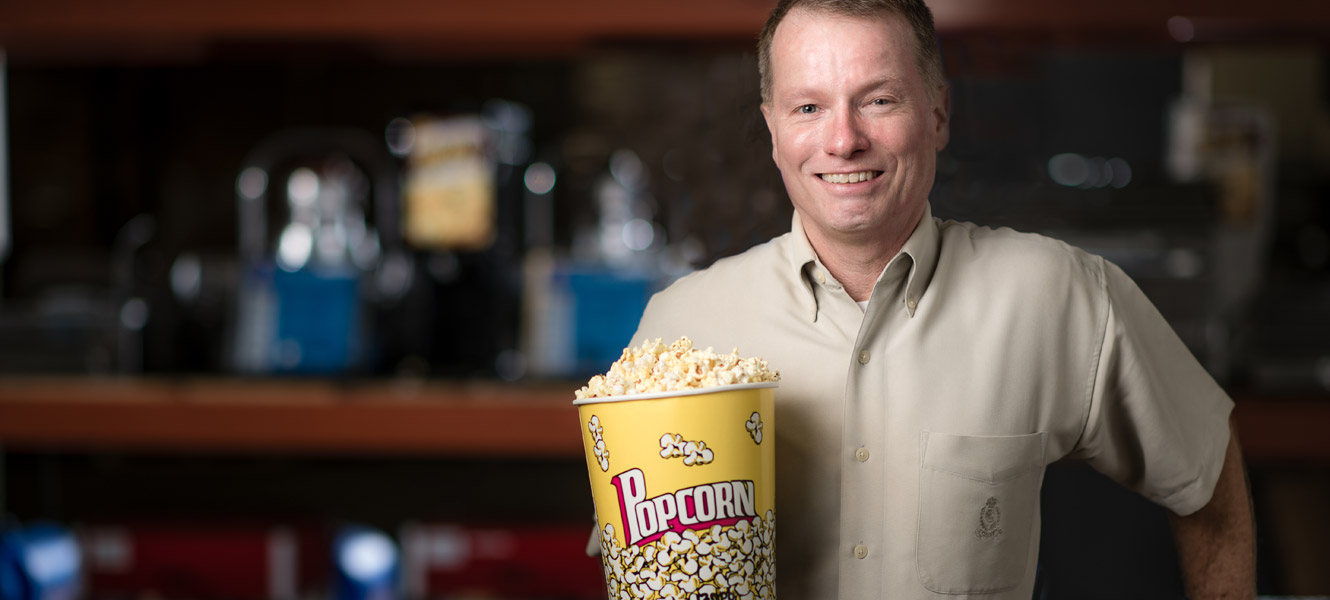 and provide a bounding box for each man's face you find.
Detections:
[762,8,948,247]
